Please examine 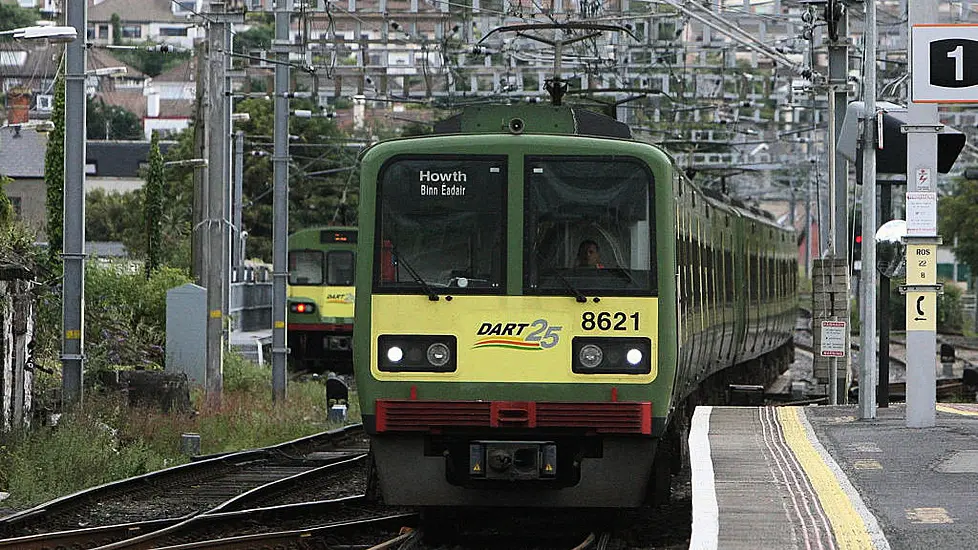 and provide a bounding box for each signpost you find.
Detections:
[906,18,971,427]
[820,321,847,358]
